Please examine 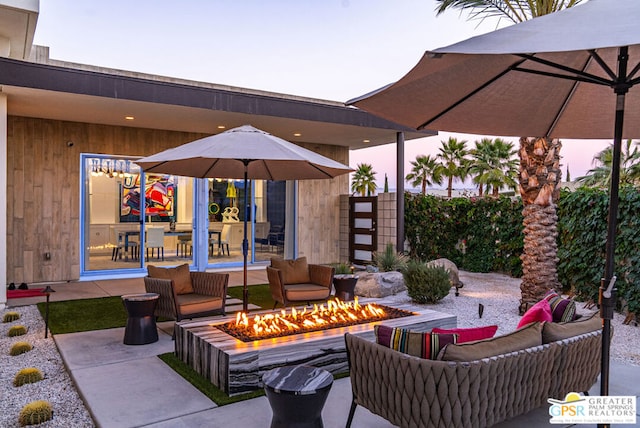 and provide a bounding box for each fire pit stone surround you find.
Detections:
[175,299,456,396]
